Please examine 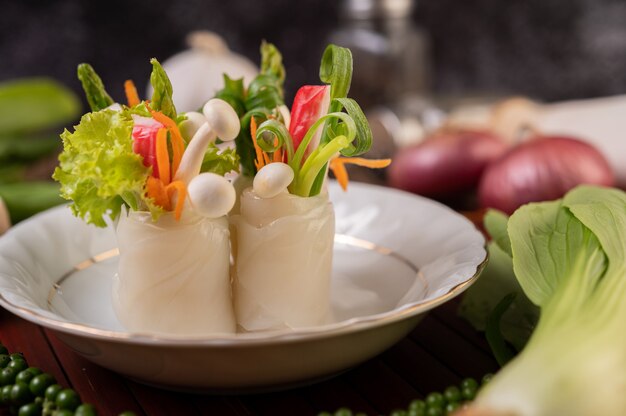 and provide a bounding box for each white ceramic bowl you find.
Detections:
[0,182,486,393]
